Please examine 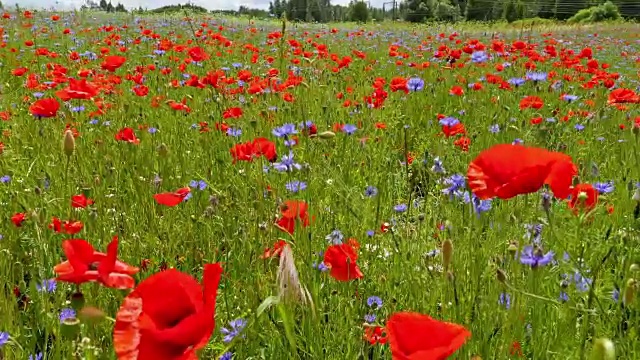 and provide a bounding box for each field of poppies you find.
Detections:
[0,8,639,360]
